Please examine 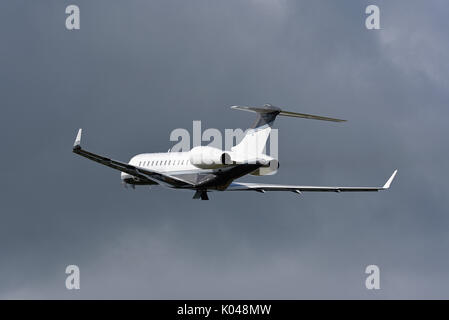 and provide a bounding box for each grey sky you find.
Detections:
[0,0,448,299]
